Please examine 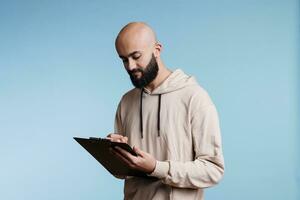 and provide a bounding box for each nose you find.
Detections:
[127,58,137,71]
